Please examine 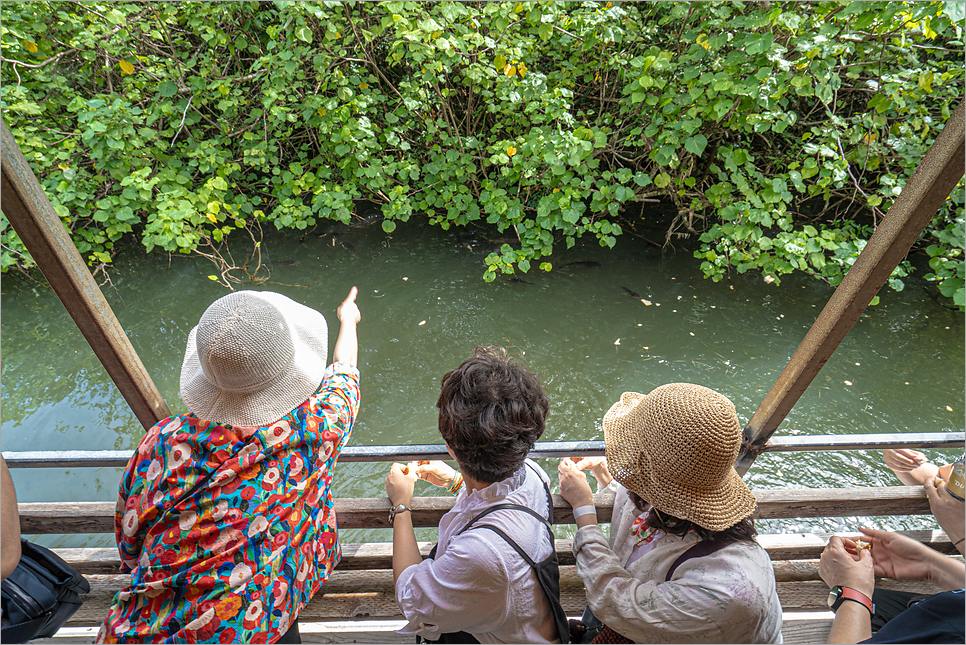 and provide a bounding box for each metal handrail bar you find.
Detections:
[4,432,962,468]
